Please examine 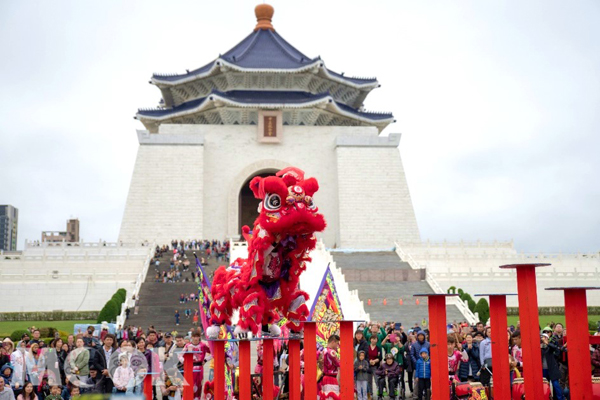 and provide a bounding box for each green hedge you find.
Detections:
[10,330,30,342]
[97,289,127,323]
[0,311,99,322]
[507,307,600,316]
